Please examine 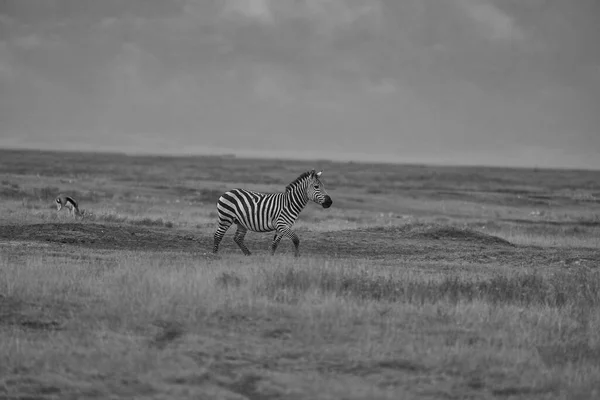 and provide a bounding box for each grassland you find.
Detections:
[1,148,600,399]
